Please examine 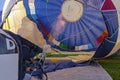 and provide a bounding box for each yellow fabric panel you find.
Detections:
[105,12,120,57]
[3,1,46,48]
[17,17,46,48]
[3,1,26,33]
[3,18,10,30]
